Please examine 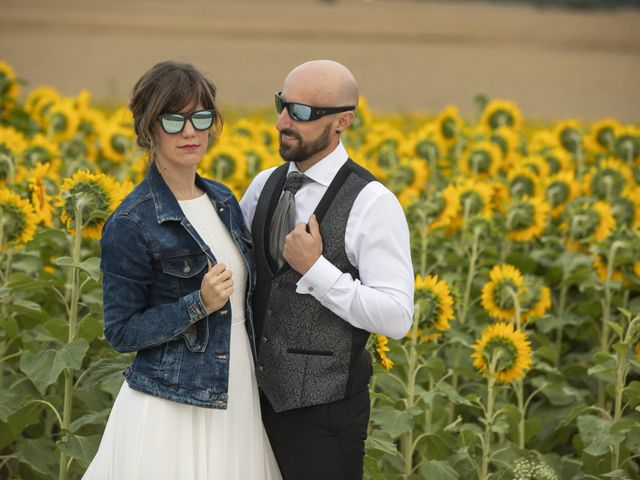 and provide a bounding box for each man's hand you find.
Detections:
[200,260,233,313]
[283,214,323,274]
